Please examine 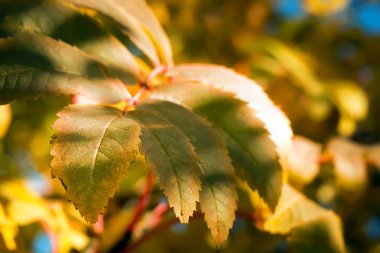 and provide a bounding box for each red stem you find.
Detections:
[40,220,58,253]
[126,171,155,233]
